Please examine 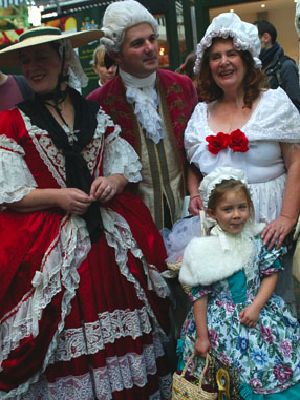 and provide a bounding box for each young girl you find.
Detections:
[177,166,300,399]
